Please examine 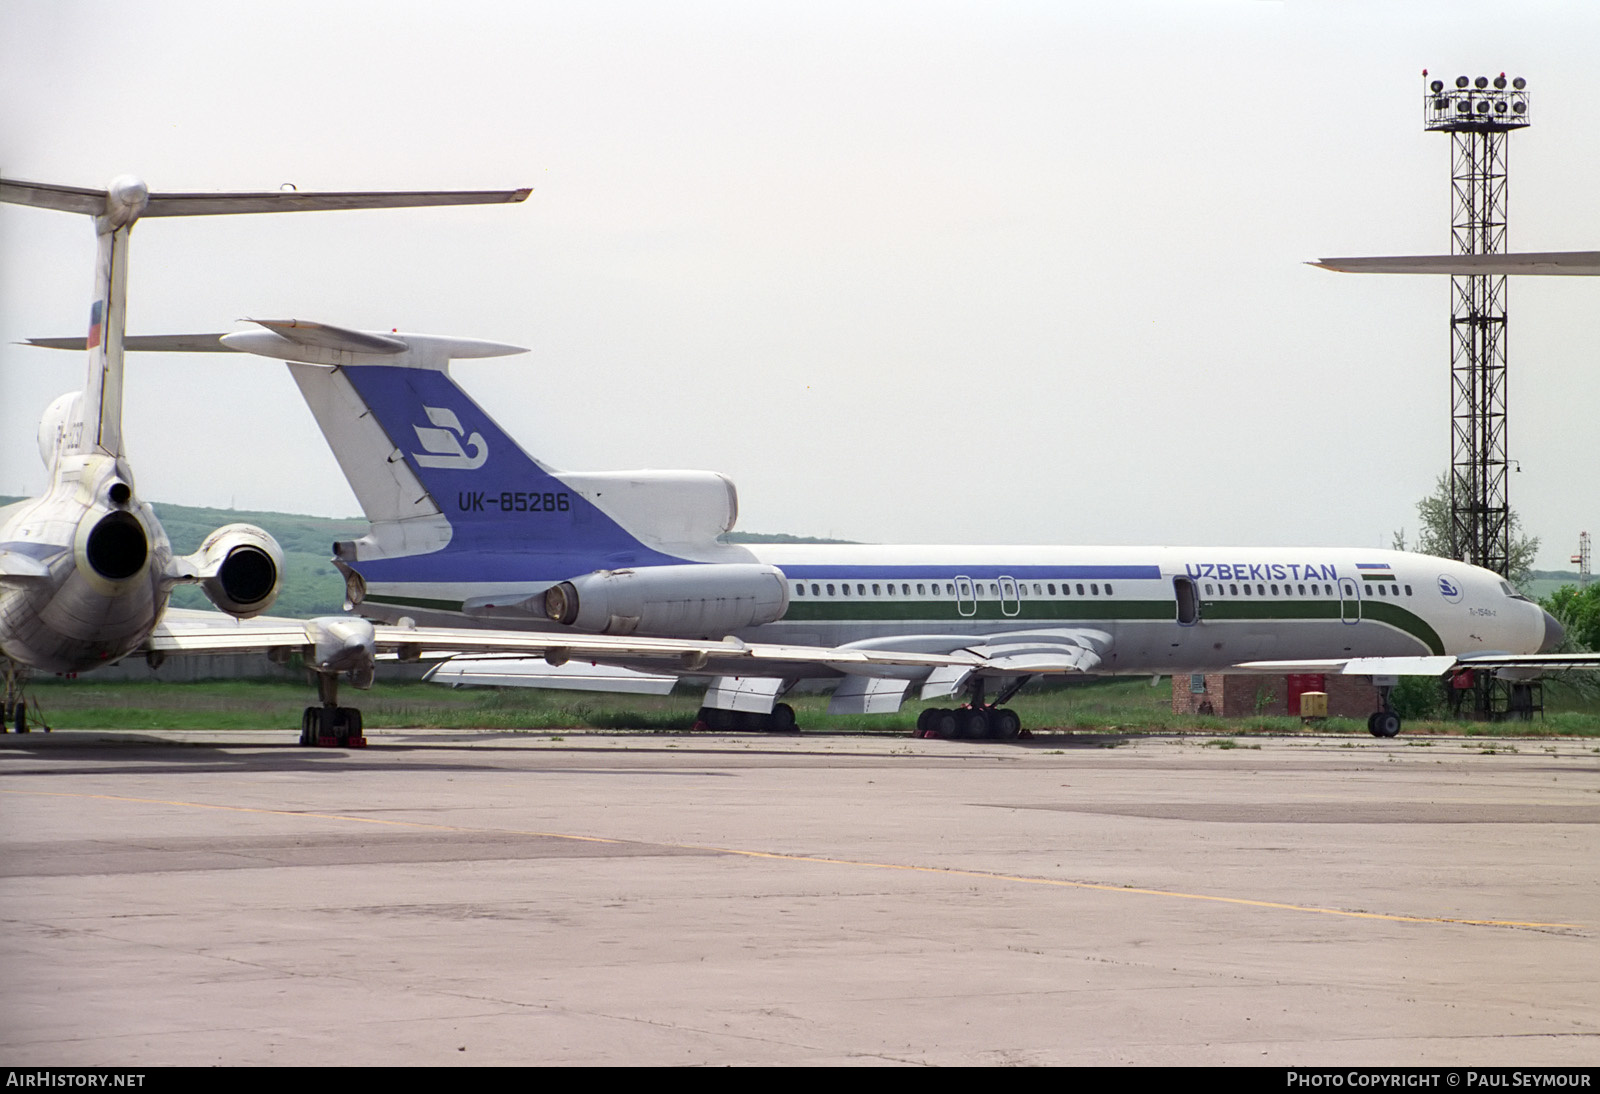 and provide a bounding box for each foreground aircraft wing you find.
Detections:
[146,611,988,677]
[1232,653,1600,679]
[423,627,1117,709]
[1312,251,1600,276]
